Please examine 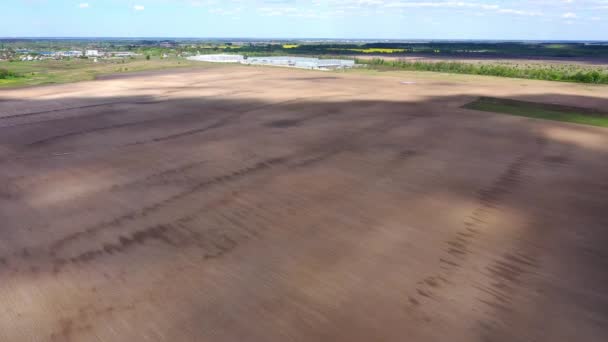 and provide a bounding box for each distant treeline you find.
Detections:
[359,58,608,84]
[5,39,608,59]
[0,68,20,79]
[232,42,608,58]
